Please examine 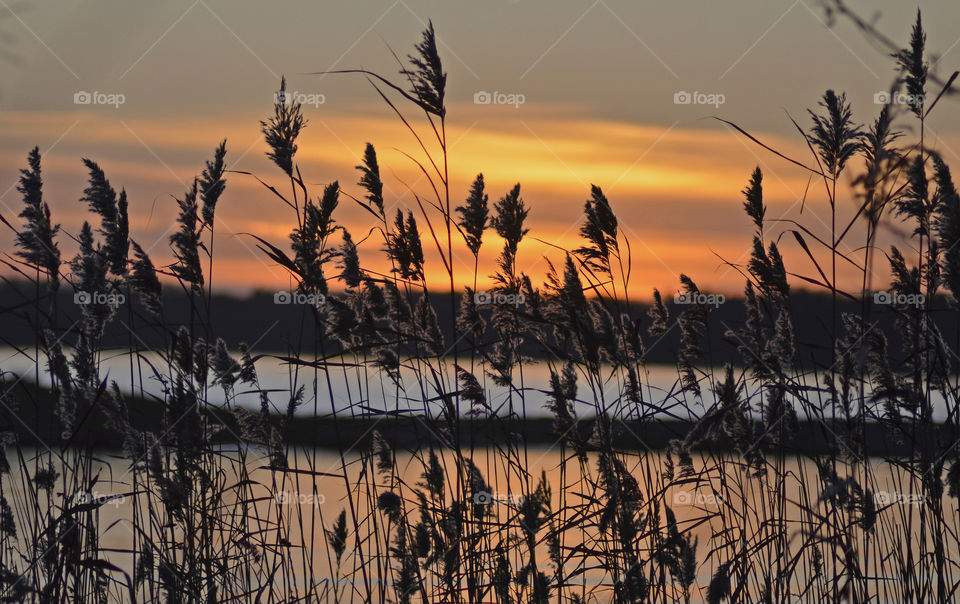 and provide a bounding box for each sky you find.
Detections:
[1,0,959,299]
